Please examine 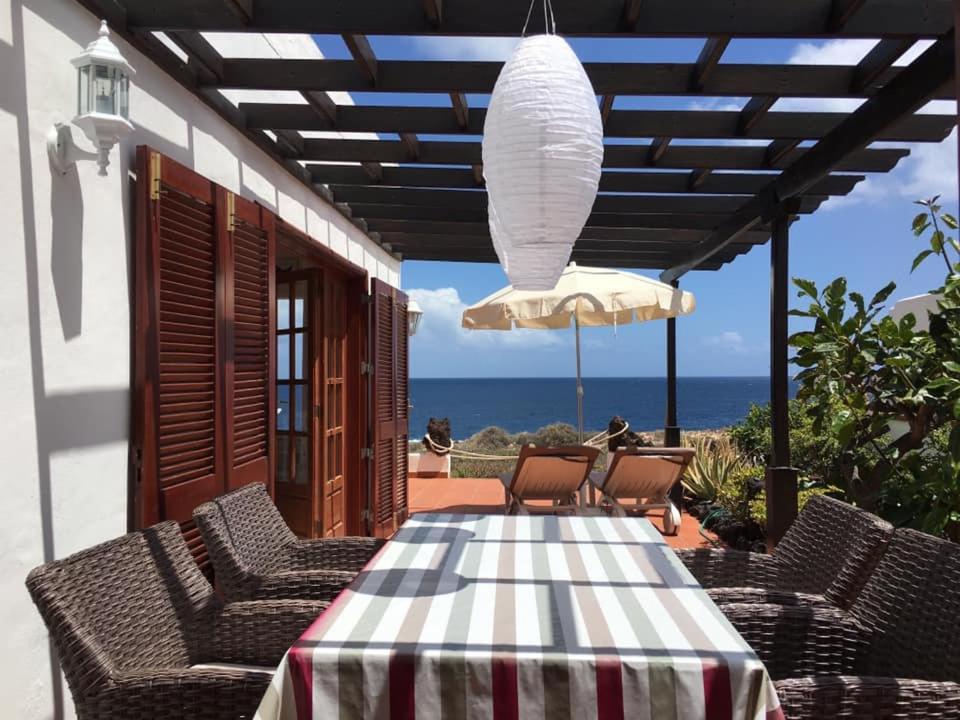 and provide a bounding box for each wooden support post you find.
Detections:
[665,280,682,505]
[766,213,798,550]
[956,0,960,206]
